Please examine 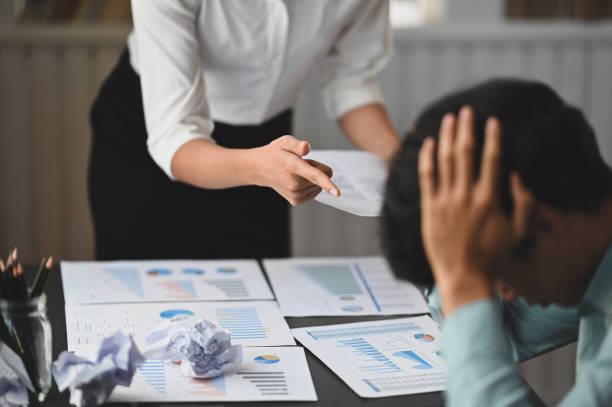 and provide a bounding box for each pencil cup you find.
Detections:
[0,294,53,401]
